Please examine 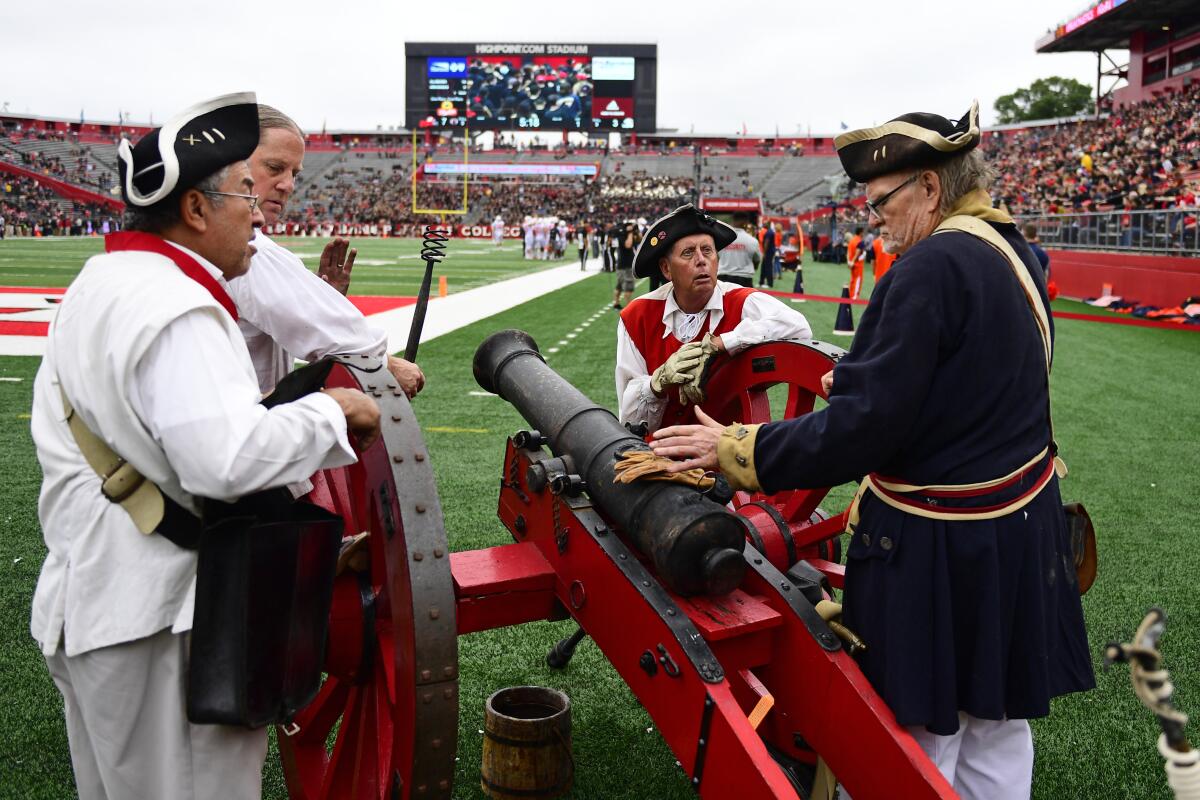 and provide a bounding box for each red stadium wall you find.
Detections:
[1046,249,1200,306]
[0,161,124,211]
